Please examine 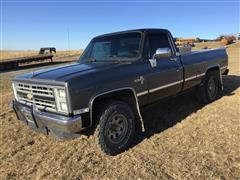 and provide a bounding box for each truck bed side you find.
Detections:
[180,48,228,90]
